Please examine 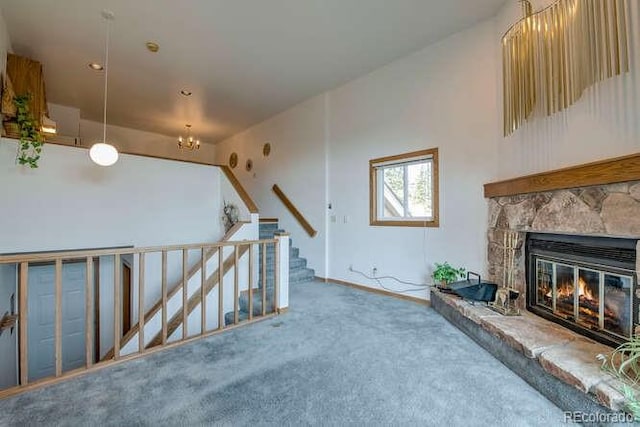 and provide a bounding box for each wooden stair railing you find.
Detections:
[145,245,250,348]
[0,235,284,400]
[220,165,259,214]
[272,184,317,237]
[101,221,248,360]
